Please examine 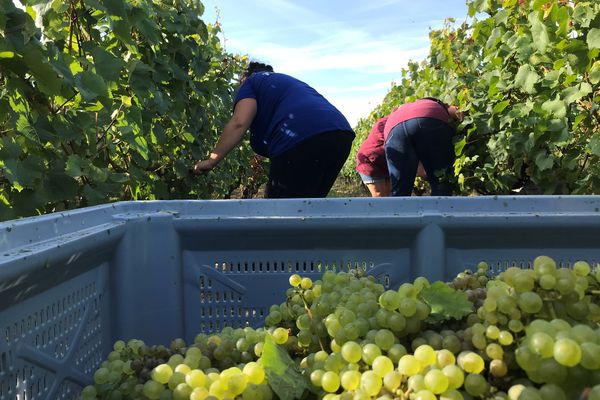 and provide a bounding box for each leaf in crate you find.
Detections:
[419,281,473,322]
[259,335,310,400]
